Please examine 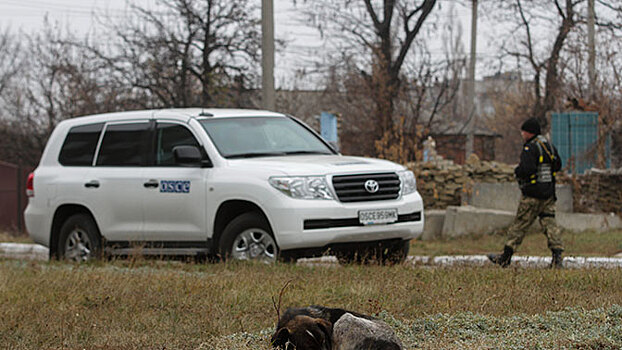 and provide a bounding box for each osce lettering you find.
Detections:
[160,180,191,193]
